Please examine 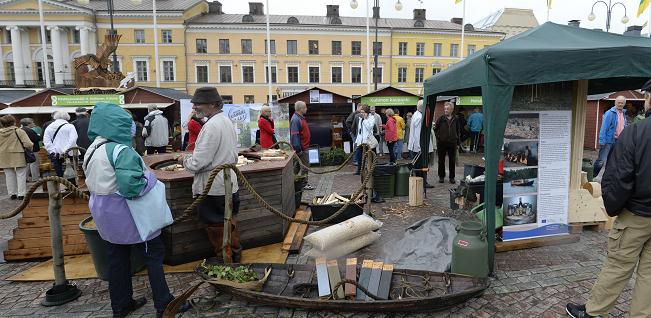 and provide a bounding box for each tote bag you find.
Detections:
[111,144,173,241]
